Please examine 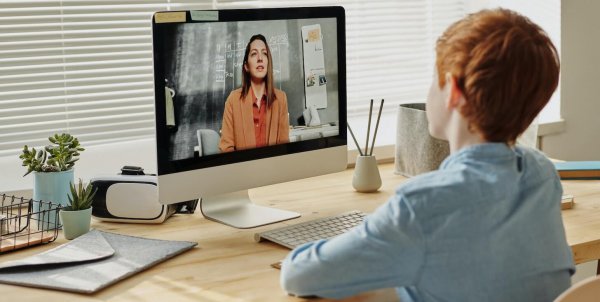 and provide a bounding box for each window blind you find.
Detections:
[0,0,213,157]
[0,0,469,157]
